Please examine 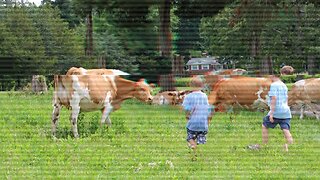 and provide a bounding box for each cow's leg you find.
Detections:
[70,93,81,138]
[51,103,61,137]
[101,91,113,127]
[101,106,113,127]
[309,104,320,120]
[299,104,305,120]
